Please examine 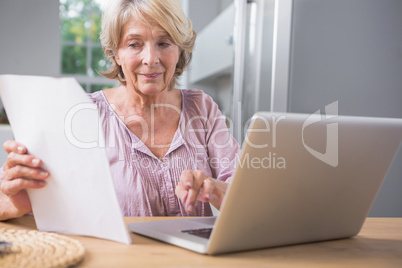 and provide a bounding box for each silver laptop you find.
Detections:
[129,112,402,255]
